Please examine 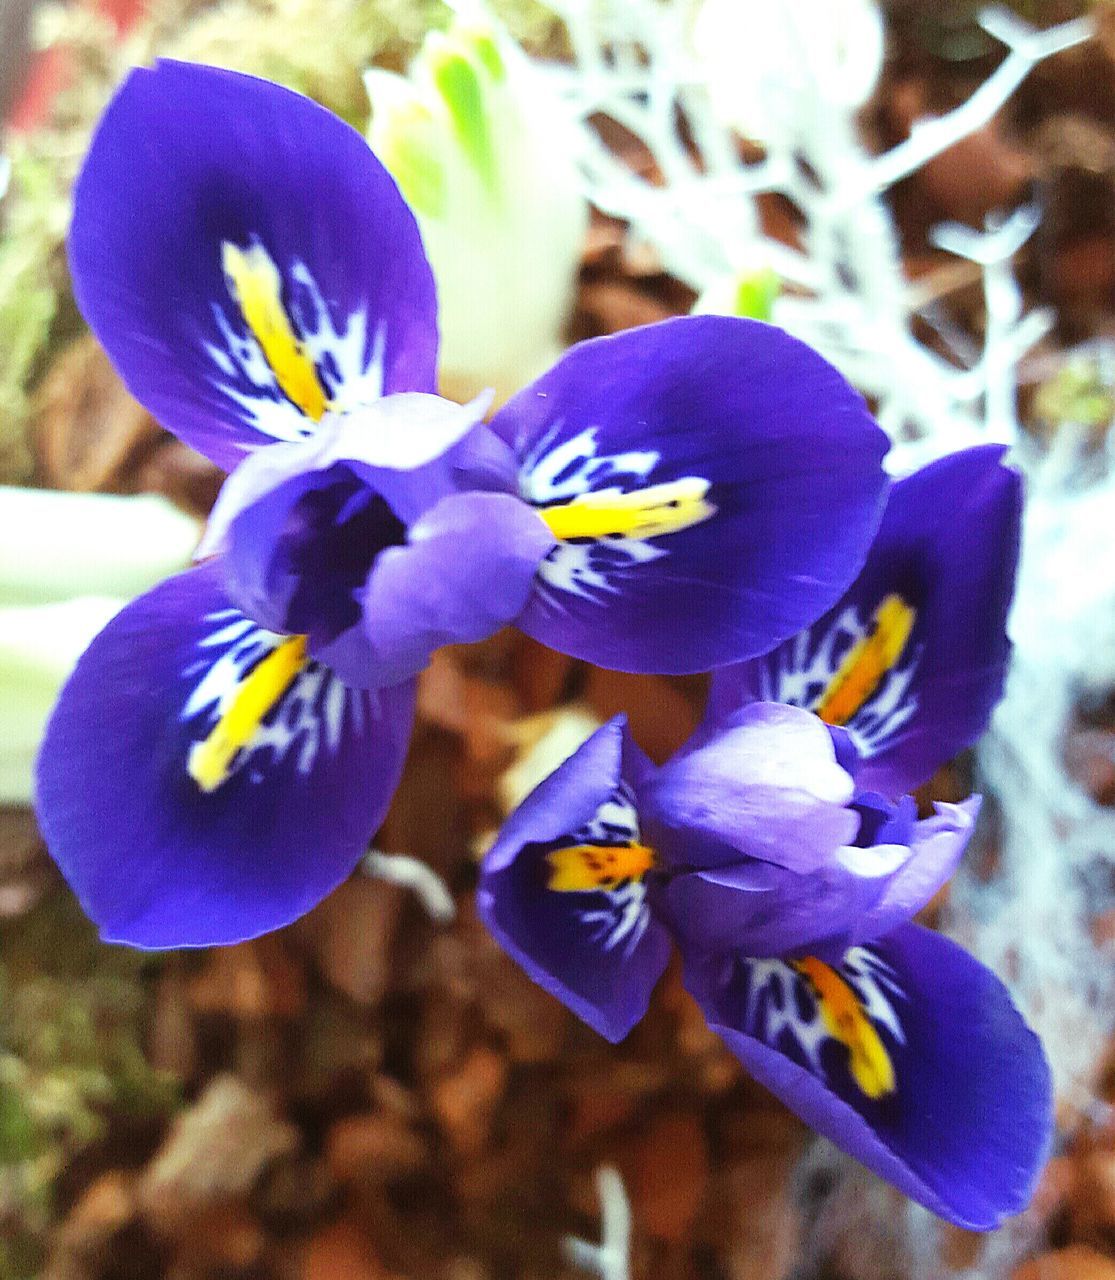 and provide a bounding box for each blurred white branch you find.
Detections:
[563,1165,632,1280]
[540,0,1092,466]
[362,849,456,923]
